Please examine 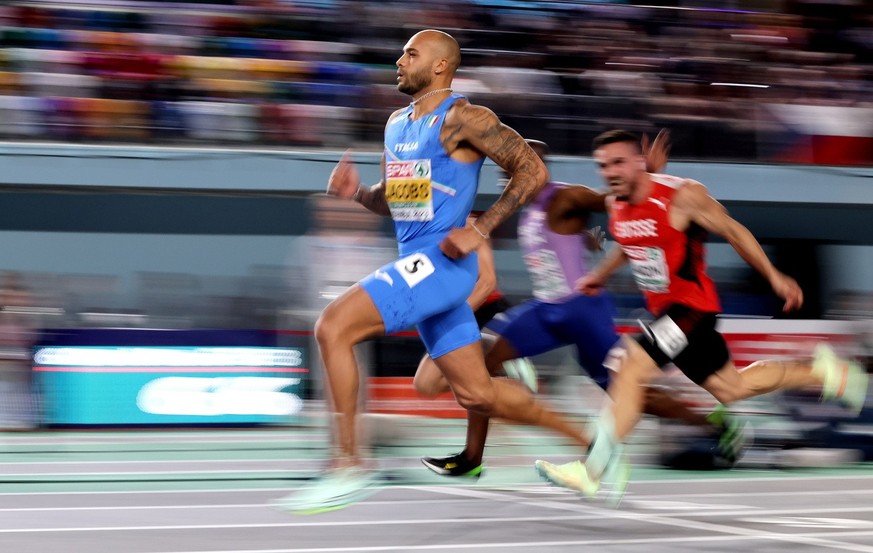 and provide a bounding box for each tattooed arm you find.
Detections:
[447,103,547,235]
[439,102,548,258]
